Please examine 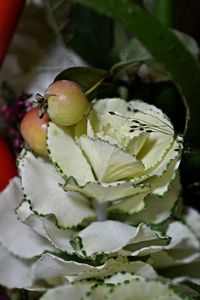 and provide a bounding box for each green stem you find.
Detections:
[154,0,173,27]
